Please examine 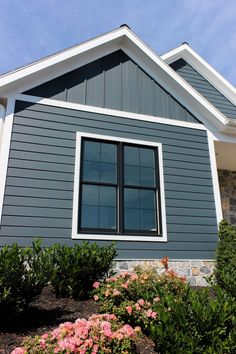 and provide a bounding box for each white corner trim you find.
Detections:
[0,97,15,224]
[207,130,223,225]
[161,44,236,107]
[0,105,6,153]
[16,93,207,131]
[72,131,167,242]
